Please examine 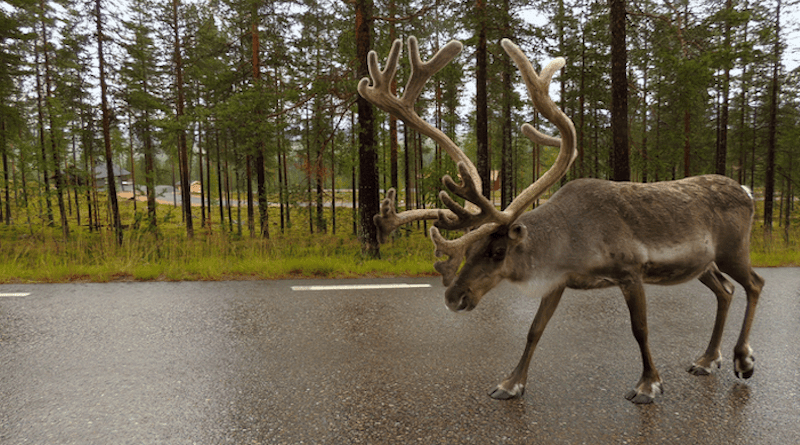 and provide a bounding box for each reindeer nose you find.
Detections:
[445,289,474,312]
